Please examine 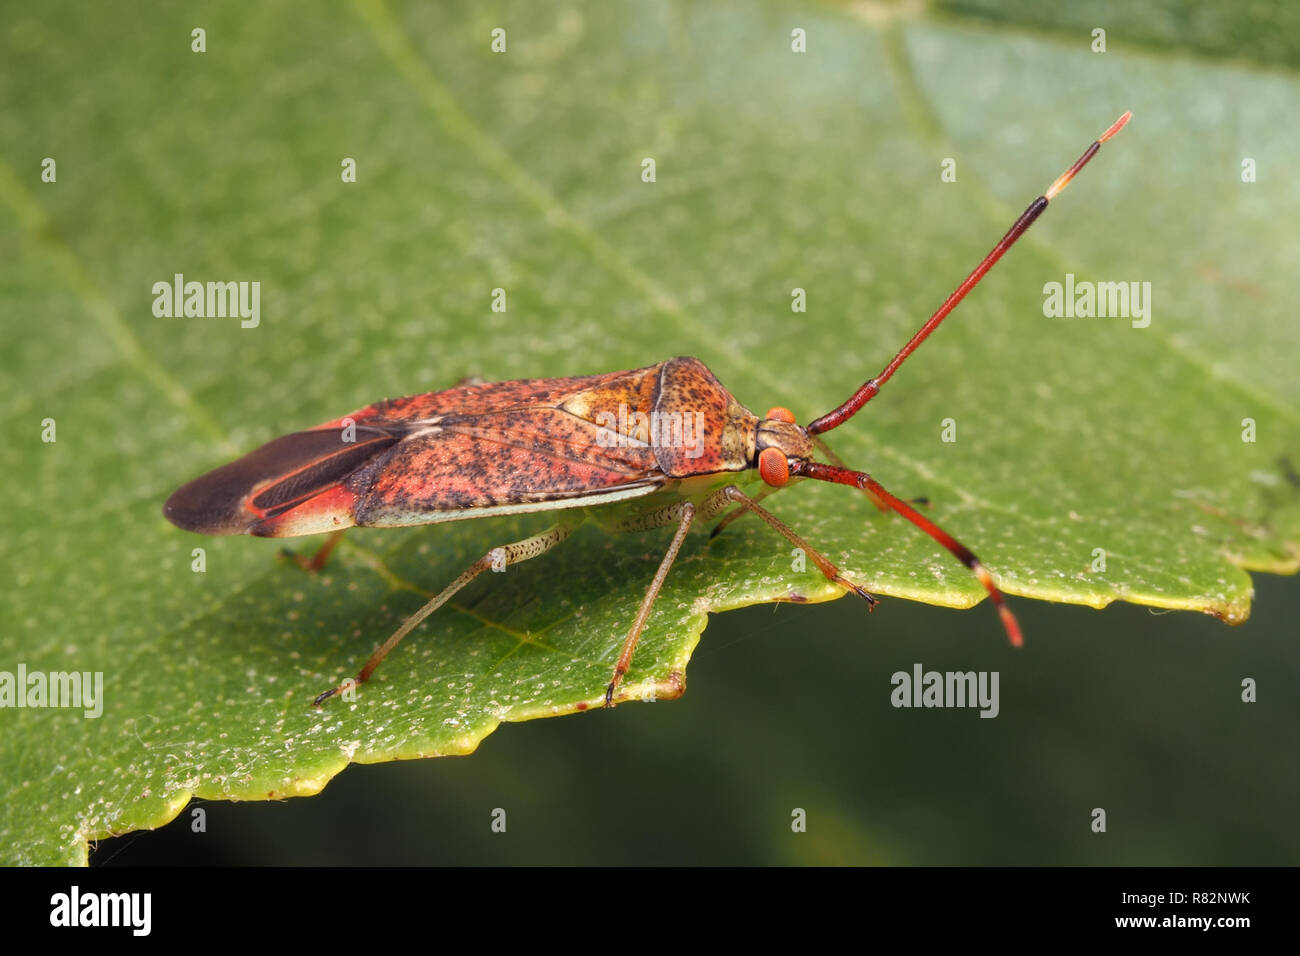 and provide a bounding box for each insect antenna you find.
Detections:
[791,460,1023,646]
[806,112,1131,436]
